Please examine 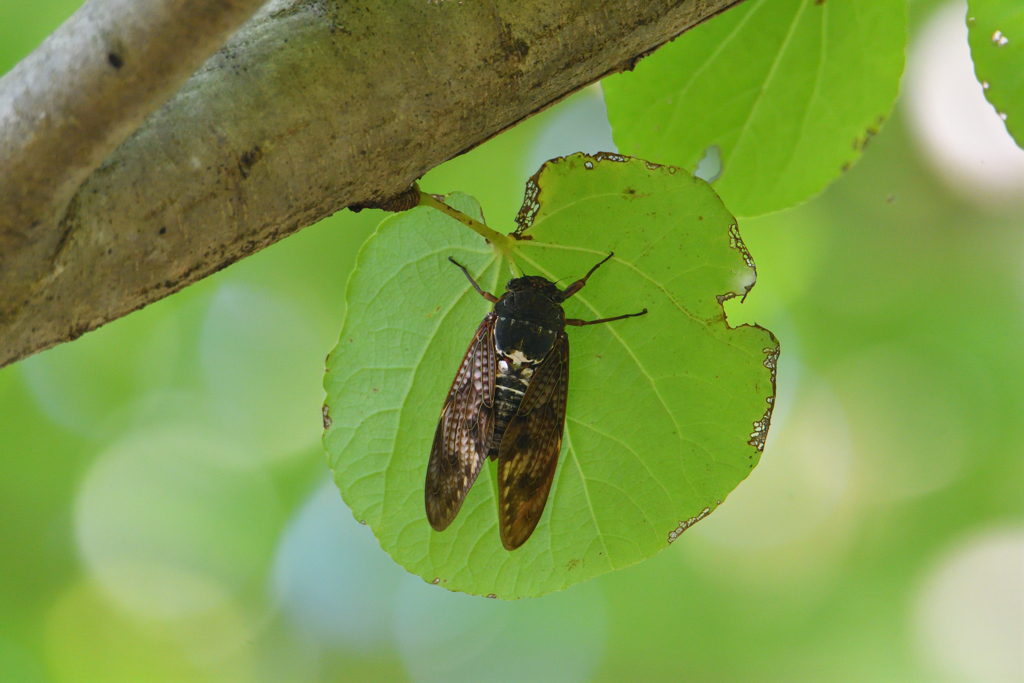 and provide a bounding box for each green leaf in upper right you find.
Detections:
[968,0,1024,147]
[602,0,906,218]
